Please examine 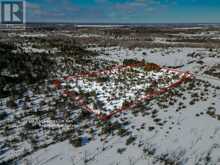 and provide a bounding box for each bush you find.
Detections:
[96,77,110,82]
[70,137,82,148]
[126,136,136,145]
[0,112,8,120]
[148,126,155,131]
[123,59,144,65]
[117,148,126,154]
[6,99,17,109]
[24,122,40,130]
[117,128,129,137]
[207,110,215,117]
